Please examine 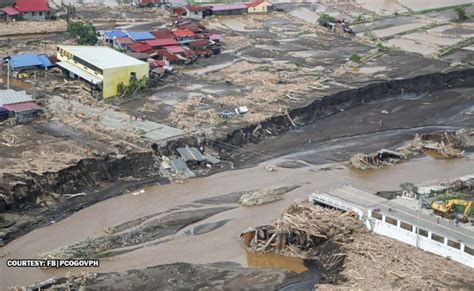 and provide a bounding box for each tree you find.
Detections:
[454,6,467,21]
[400,182,418,193]
[349,53,361,63]
[67,21,98,45]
